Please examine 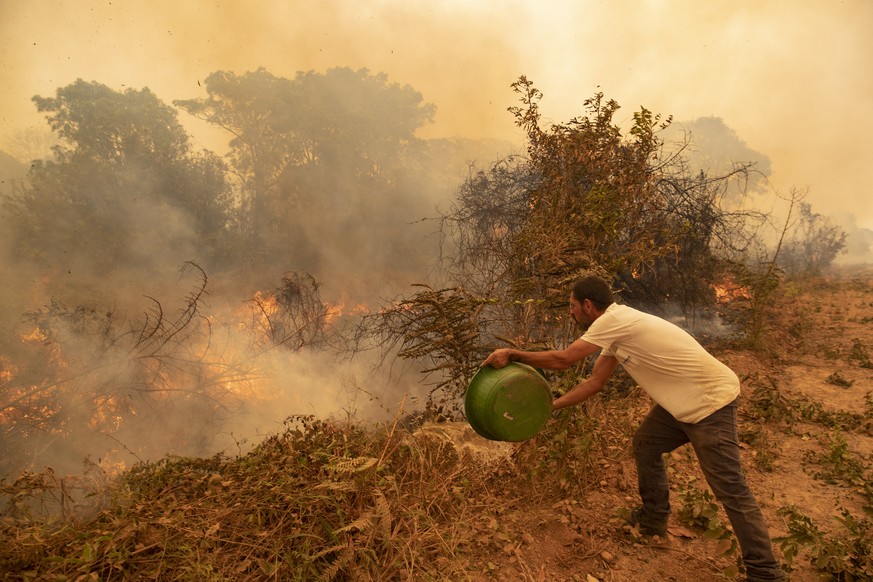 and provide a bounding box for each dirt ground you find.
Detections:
[455,268,873,582]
